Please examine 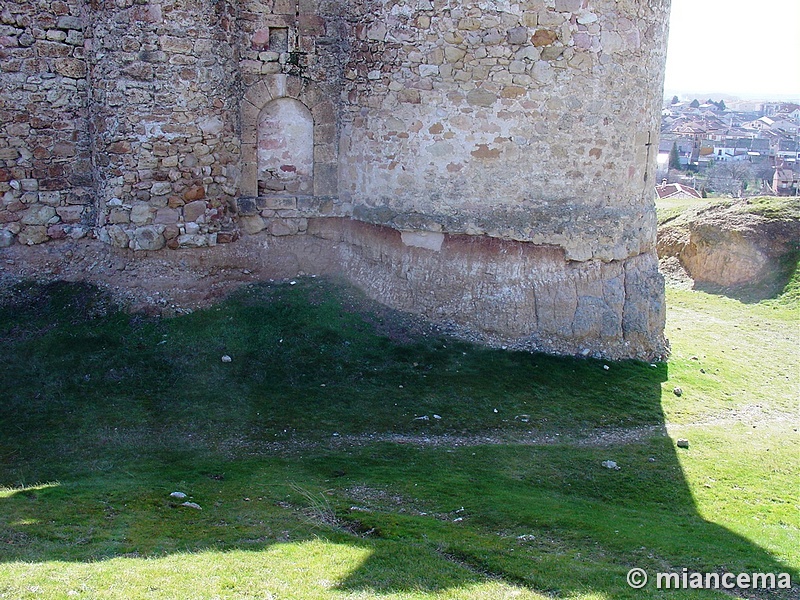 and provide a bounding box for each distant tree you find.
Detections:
[708,161,753,196]
[753,164,775,187]
[669,141,682,170]
[671,95,679,104]
[690,99,700,108]
[717,99,726,112]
